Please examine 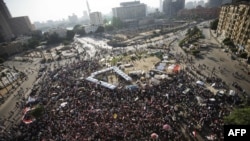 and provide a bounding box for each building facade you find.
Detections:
[0,0,13,41]
[112,1,146,21]
[0,0,34,42]
[10,16,34,36]
[89,12,103,26]
[163,0,185,18]
[178,6,220,20]
[217,2,250,55]
[207,0,223,7]
[0,11,13,41]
